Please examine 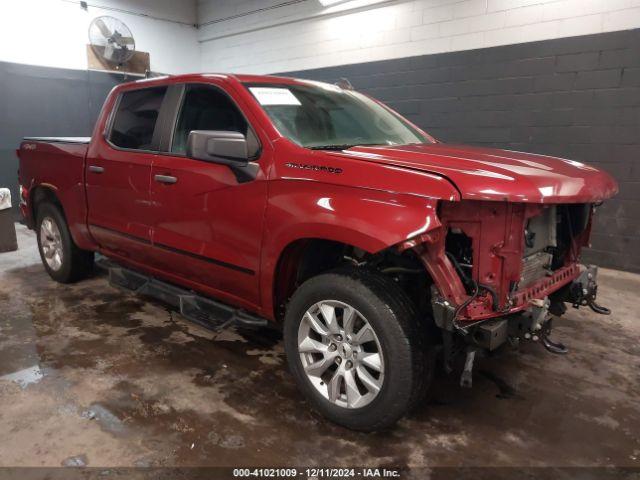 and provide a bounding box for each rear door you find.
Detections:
[86,85,168,263]
[148,82,269,310]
